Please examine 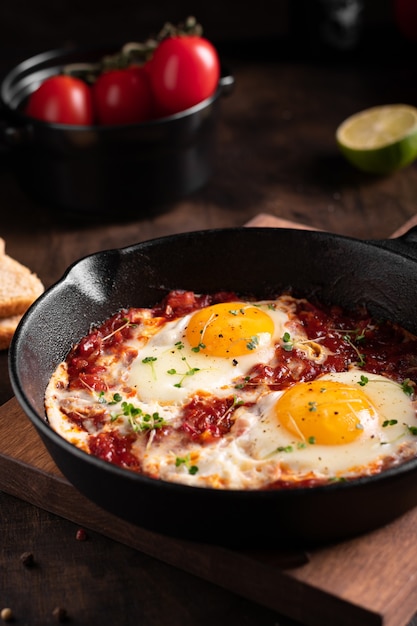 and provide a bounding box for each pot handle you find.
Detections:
[370,226,417,262]
[0,119,11,155]
[0,117,28,155]
[219,69,235,97]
